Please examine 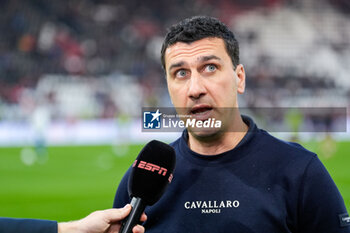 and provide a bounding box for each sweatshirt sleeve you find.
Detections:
[298,156,350,232]
[113,167,132,208]
[0,218,57,233]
